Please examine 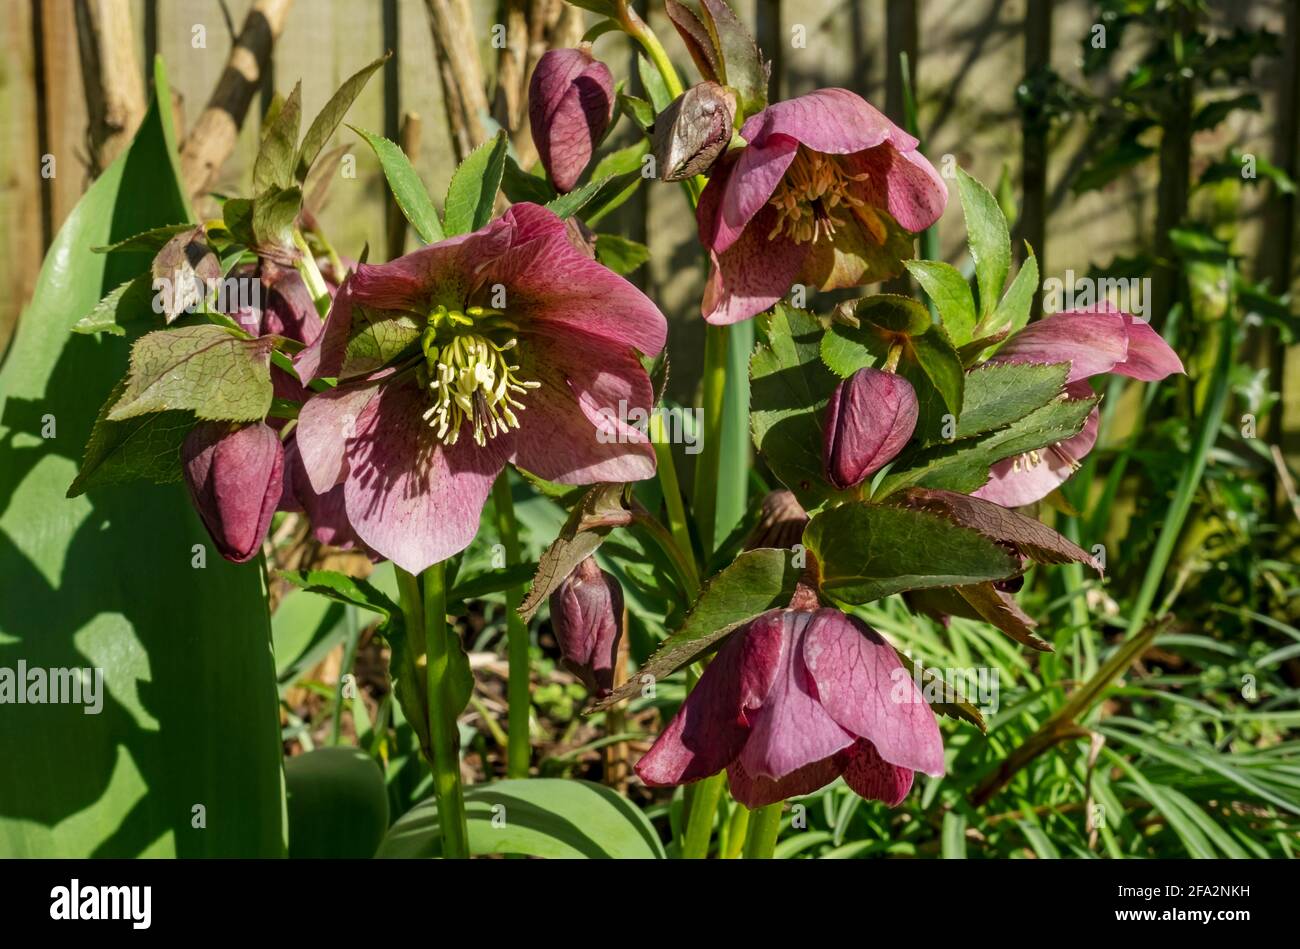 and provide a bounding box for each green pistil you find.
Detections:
[420,305,539,447]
